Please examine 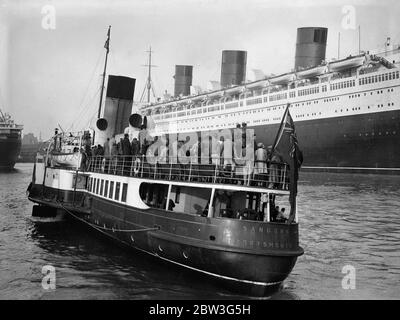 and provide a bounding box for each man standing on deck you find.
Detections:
[268,150,282,189]
[254,143,268,186]
[104,138,111,172]
[104,138,111,156]
[110,141,118,174]
[122,133,132,175]
[131,138,140,156]
[138,125,146,154]
[122,134,131,155]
